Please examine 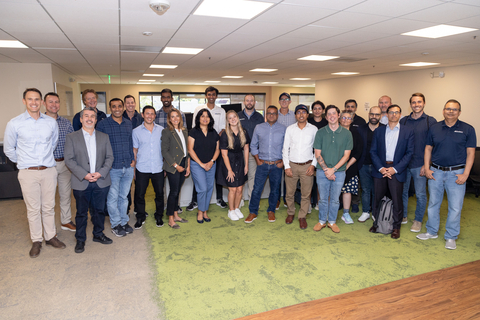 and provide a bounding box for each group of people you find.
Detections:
[3,86,475,258]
